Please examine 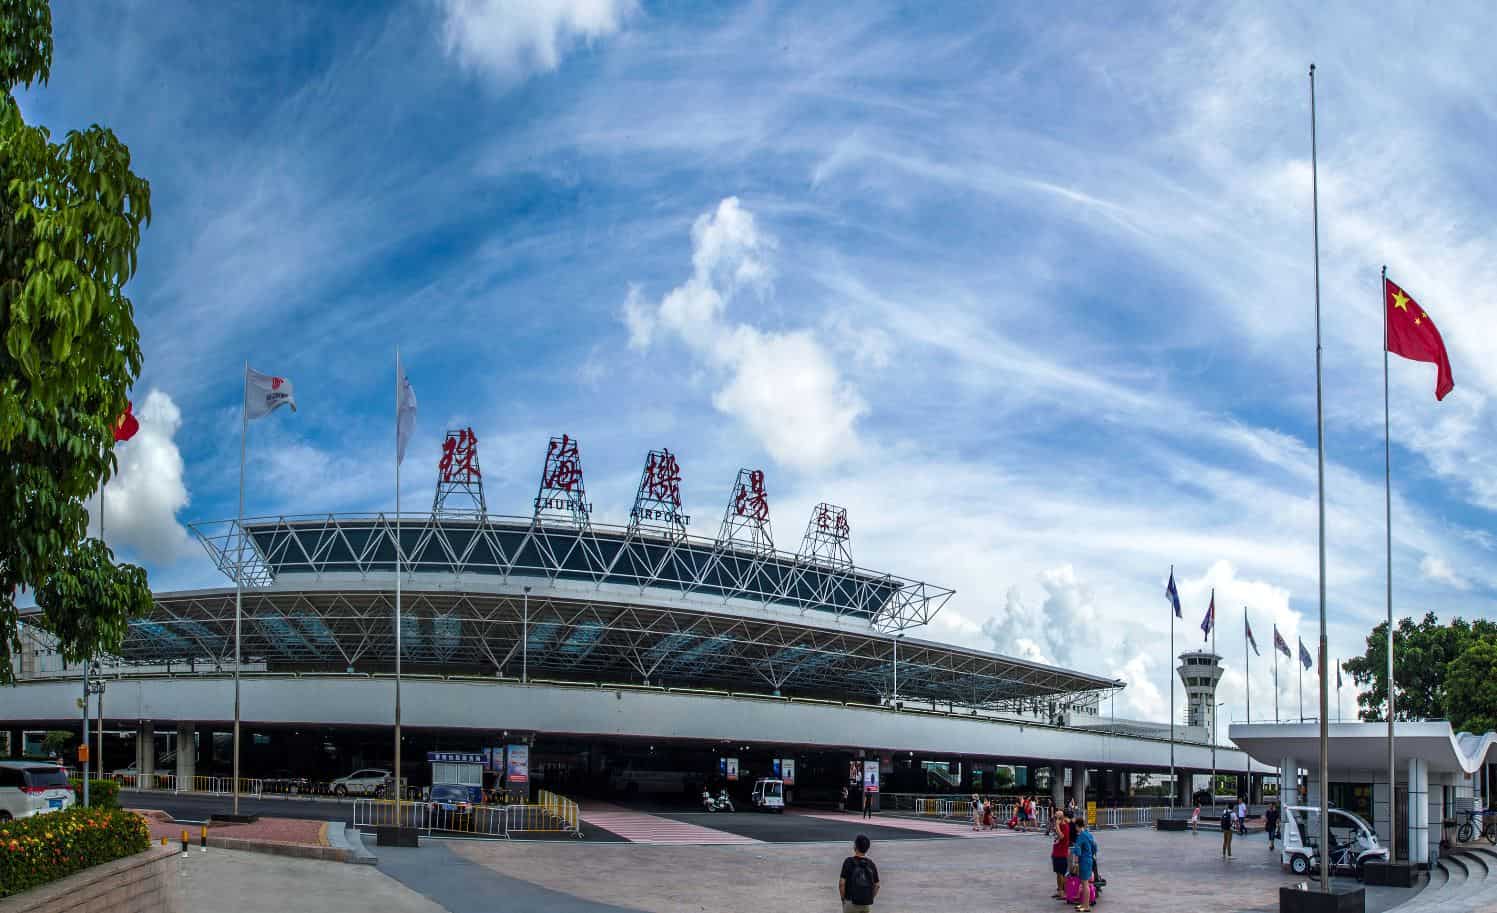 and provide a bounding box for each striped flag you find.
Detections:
[1298,638,1313,670]
[1200,590,1214,641]
[1165,569,1182,618]
[1273,625,1291,658]
[1245,616,1260,656]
